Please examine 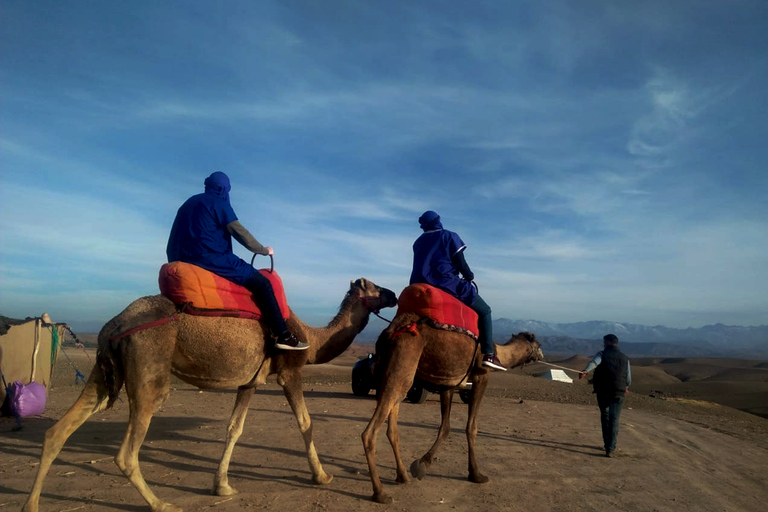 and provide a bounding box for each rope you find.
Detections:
[57,346,87,385]
[537,361,582,374]
[64,325,95,366]
[371,309,392,324]
[360,296,393,324]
